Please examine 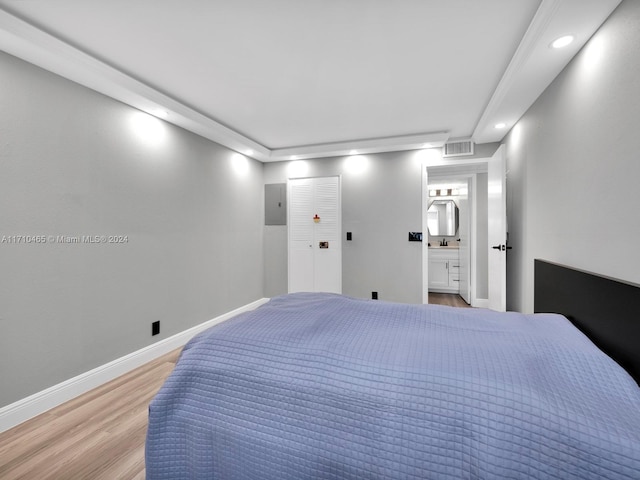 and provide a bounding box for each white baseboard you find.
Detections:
[0,297,270,434]
[473,298,490,309]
